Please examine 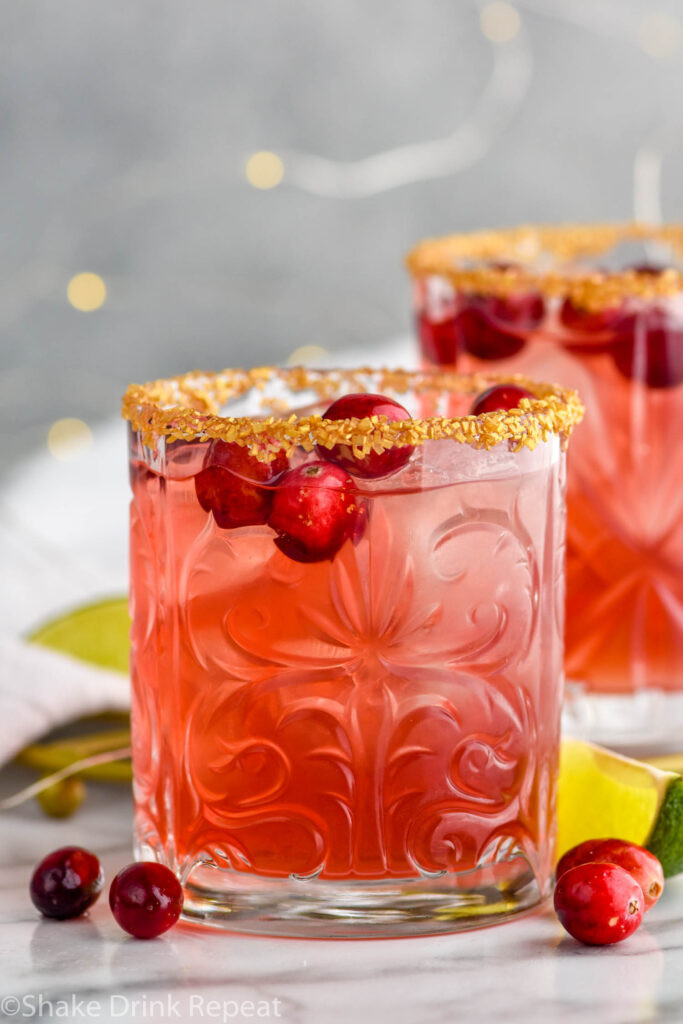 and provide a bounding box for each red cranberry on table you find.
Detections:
[554,861,644,946]
[194,441,289,529]
[470,384,534,415]
[269,461,366,563]
[109,862,183,939]
[319,393,414,479]
[30,846,104,920]
[556,838,664,912]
